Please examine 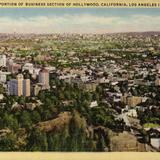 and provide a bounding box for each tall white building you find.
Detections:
[0,55,6,67]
